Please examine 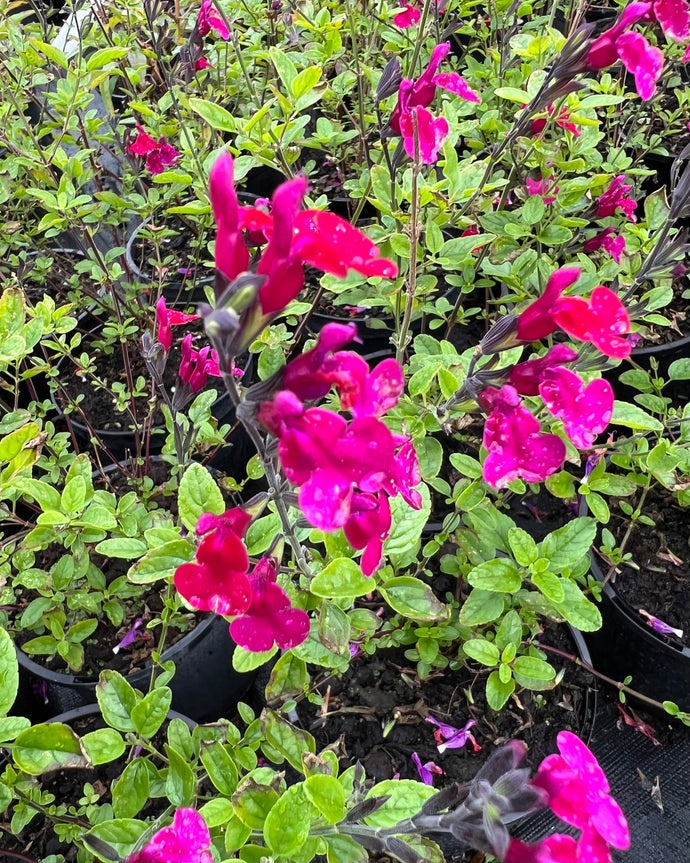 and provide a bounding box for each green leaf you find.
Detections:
[14,477,61,511]
[304,774,346,823]
[379,577,449,623]
[467,559,522,593]
[545,470,577,499]
[188,97,236,132]
[86,46,130,70]
[542,518,596,571]
[165,744,195,807]
[128,539,195,584]
[68,619,98,643]
[14,723,89,774]
[493,86,530,102]
[112,760,151,819]
[508,528,538,566]
[550,580,602,631]
[0,627,18,716]
[232,645,278,673]
[0,716,30,742]
[231,778,279,829]
[95,537,148,560]
[265,652,309,702]
[385,483,431,566]
[245,512,282,556]
[81,728,126,765]
[495,610,523,651]
[364,780,435,827]
[463,638,500,667]
[261,708,315,772]
[269,46,298,90]
[263,783,314,856]
[200,797,234,828]
[486,670,515,710]
[449,453,483,479]
[611,400,663,431]
[96,670,139,733]
[83,820,148,859]
[522,196,545,225]
[323,835,369,863]
[531,570,565,603]
[201,741,239,795]
[310,558,374,599]
[513,656,556,689]
[131,687,172,738]
[458,588,504,626]
[61,475,86,515]
[178,463,225,532]
[291,66,322,98]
